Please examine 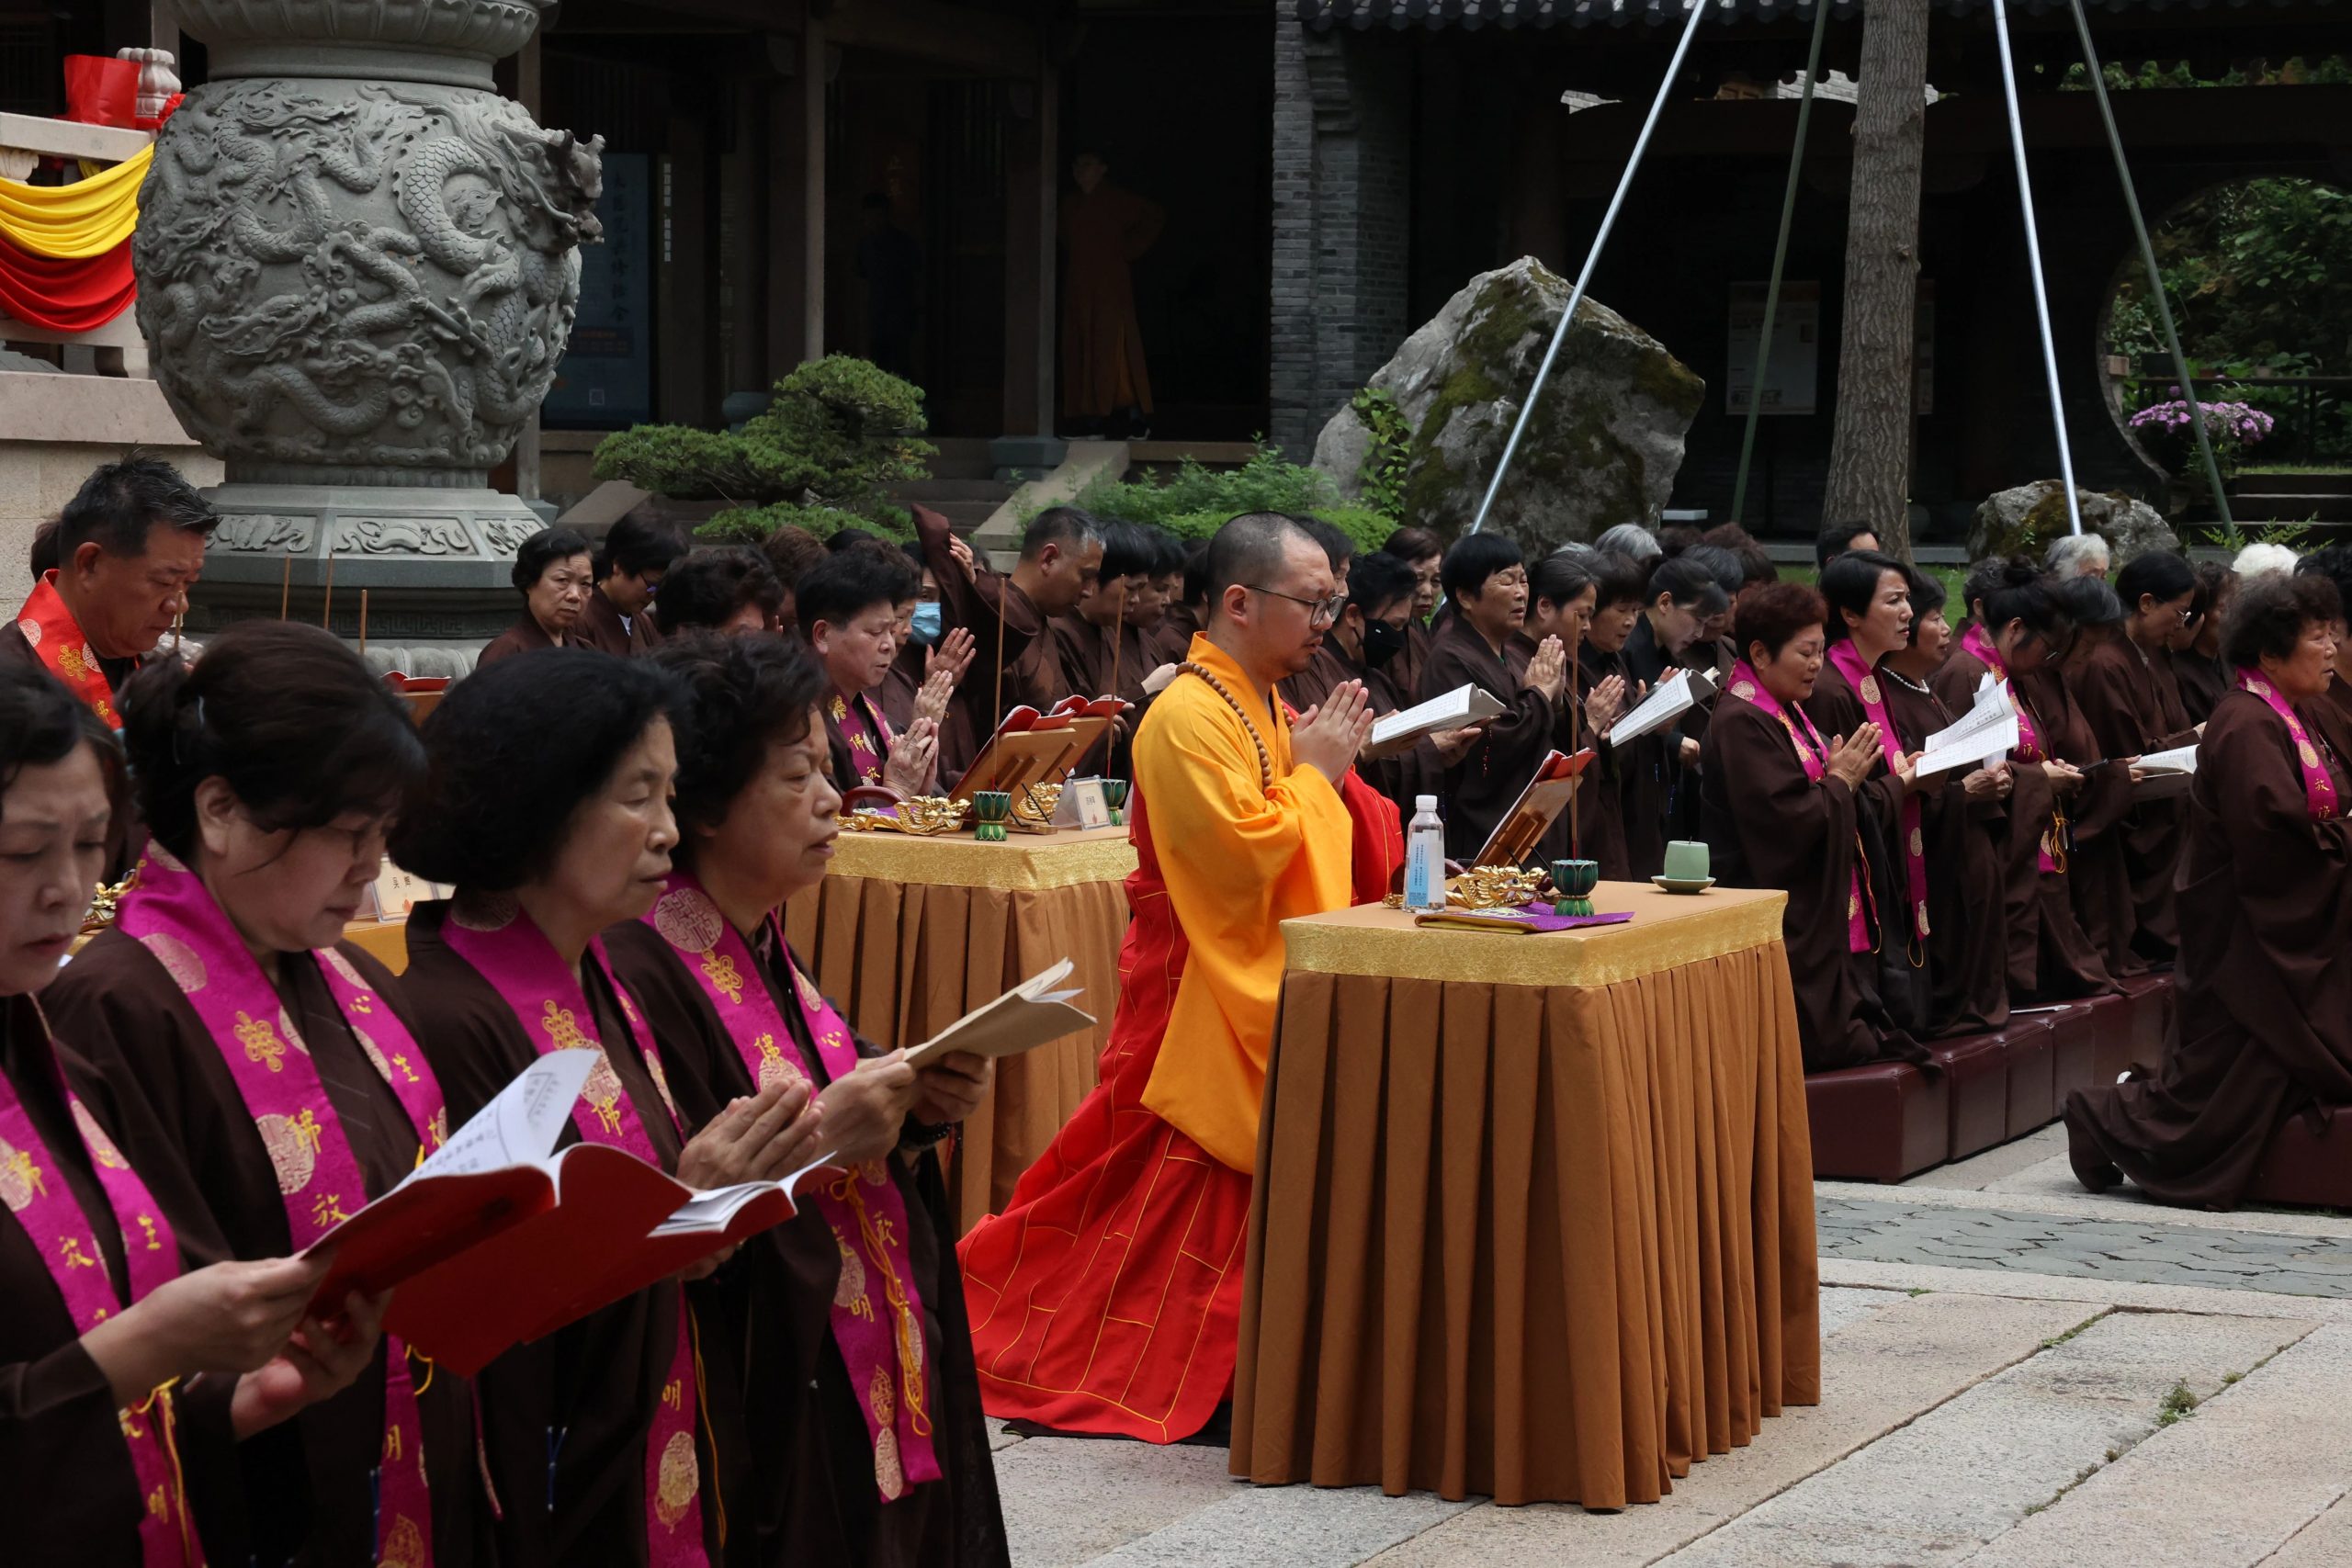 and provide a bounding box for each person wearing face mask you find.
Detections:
[479,527,596,667]
[2170,561,2233,727]
[390,650,821,1567]
[1939,559,2112,1003]
[606,634,1008,1568]
[2064,572,2352,1210]
[1879,568,2015,1036]
[2,458,216,730]
[794,548,944,796]
[1702,583,1925,1073]
[863,543,976,739]
[578,515,686,658]
[1418,534,1567,862]
[1374,526,1445,696]
[0,661,390,1568]
[47,623,486,1567]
